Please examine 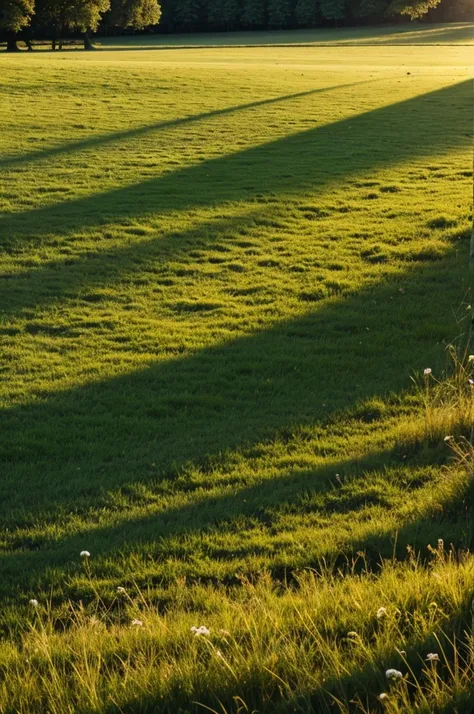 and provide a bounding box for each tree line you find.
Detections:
[0,0,469,51]
[157,0,468,31]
